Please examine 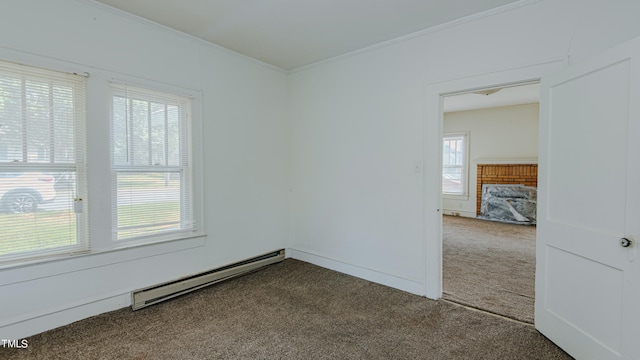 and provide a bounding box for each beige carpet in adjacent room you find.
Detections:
[443,215,536,323]
[2,259,567,359]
